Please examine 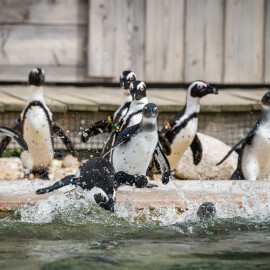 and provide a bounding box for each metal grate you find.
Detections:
[0,110,260,152]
